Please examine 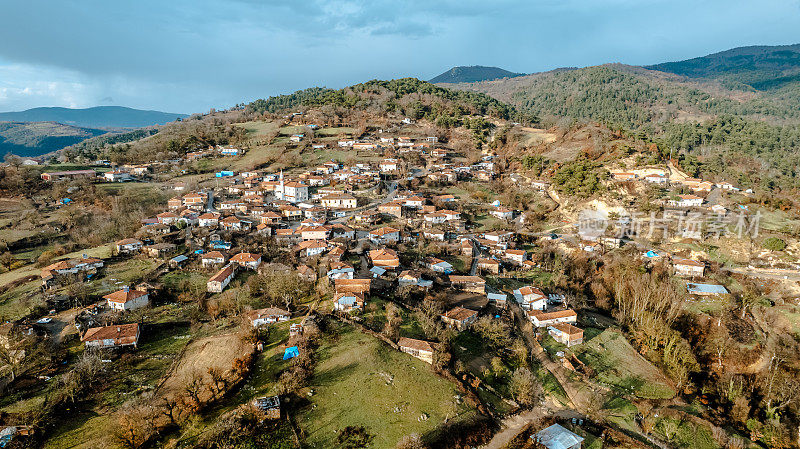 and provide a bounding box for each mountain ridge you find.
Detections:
[0,106,188,130]
[645,43,800,90]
